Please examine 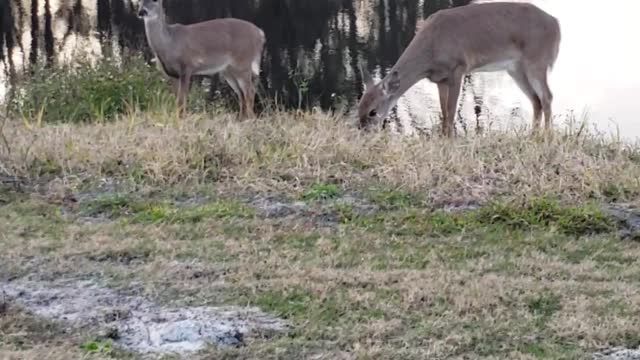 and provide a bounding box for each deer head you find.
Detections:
[357,66,401,130]
[138,0,164,20]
